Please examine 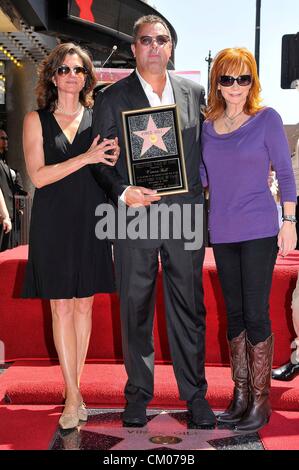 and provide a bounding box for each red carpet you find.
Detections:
[0,404,61,450]
[1,360,299,412]
[1,246,299,367]
[259,411,299,450]
[0,404,298,450]
[1,247,299,450]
